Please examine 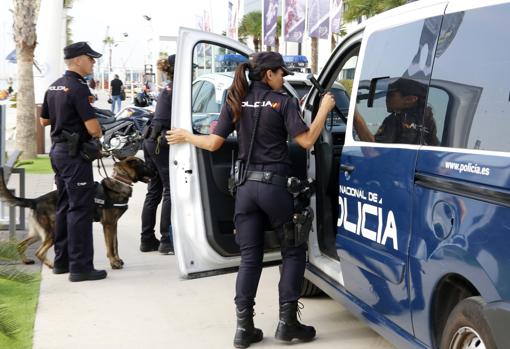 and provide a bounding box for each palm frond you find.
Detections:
[0,303,19,338]
[0,266,36,283]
